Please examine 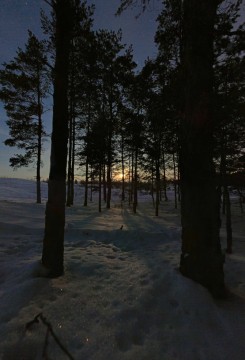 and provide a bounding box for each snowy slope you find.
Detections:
[0,178,244,360]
